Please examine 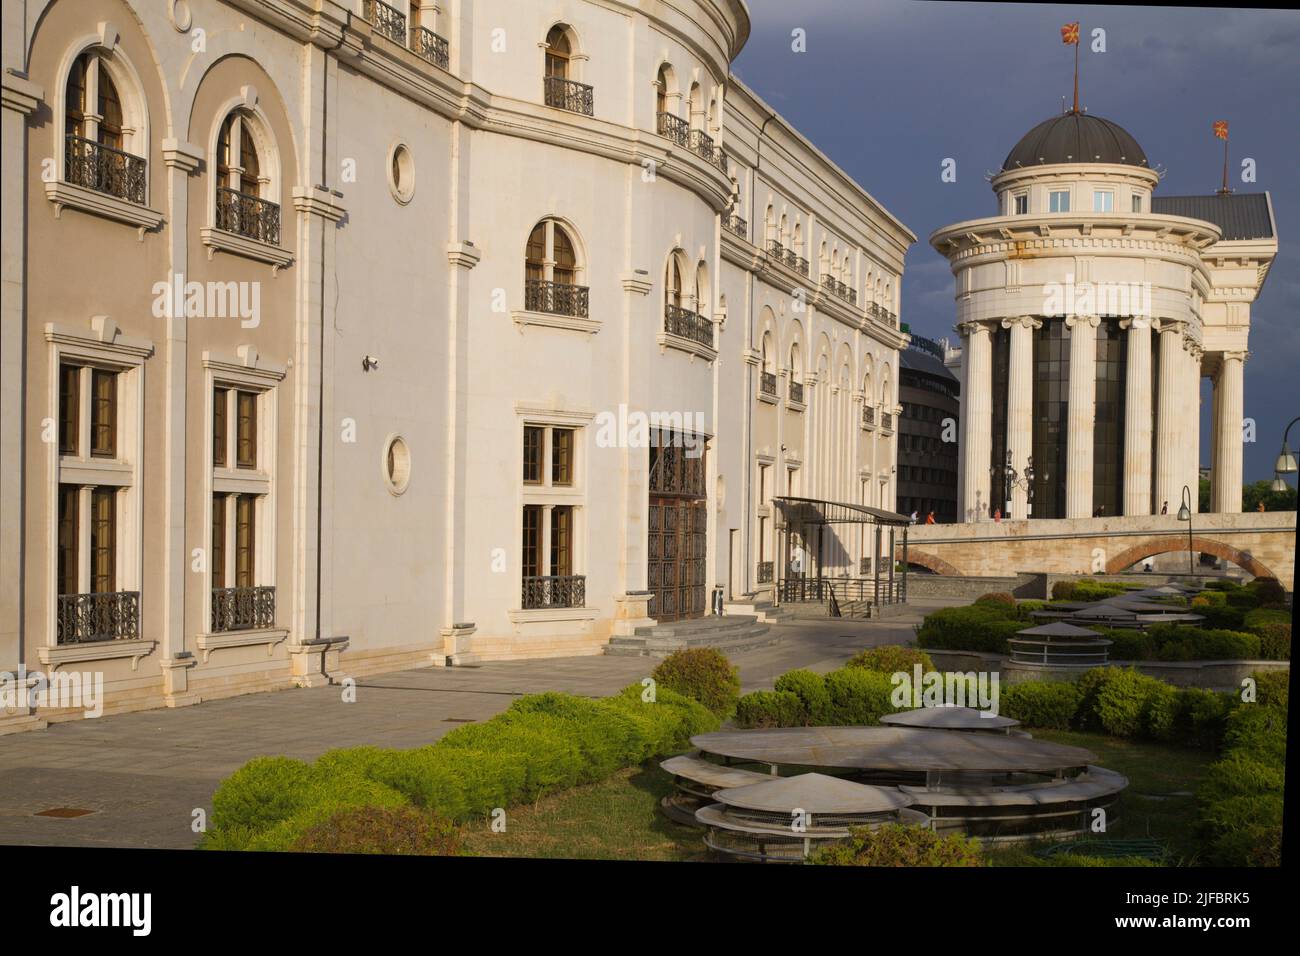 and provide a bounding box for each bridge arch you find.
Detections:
[1106,536,1278,580]
[904,549,962,577]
